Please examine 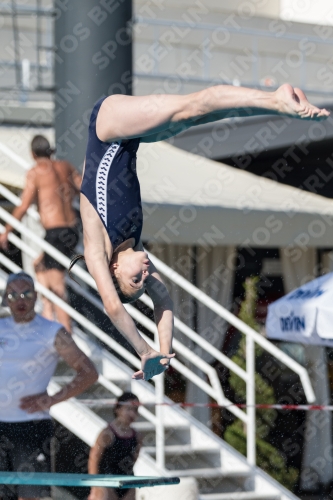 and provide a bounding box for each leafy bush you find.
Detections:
[224,277,298,491]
